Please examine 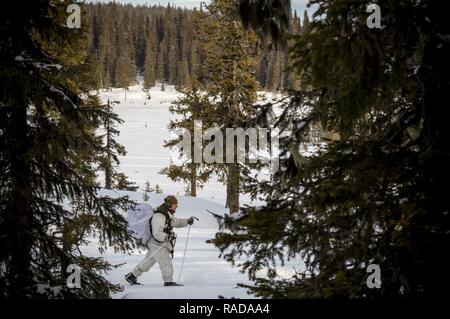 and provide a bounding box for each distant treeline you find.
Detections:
[83,2,308,91]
